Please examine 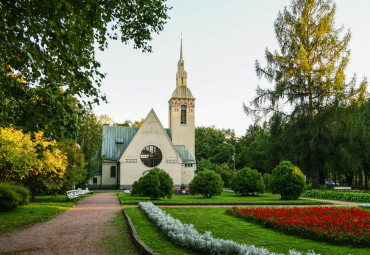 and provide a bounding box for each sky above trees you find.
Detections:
[93,0,370,136]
